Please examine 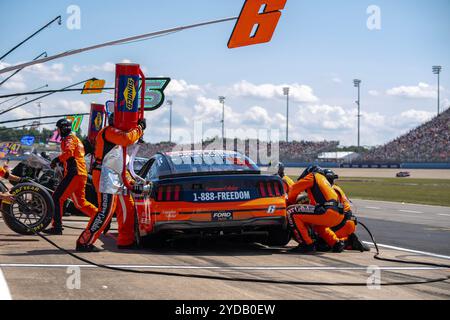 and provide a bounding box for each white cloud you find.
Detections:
[231,80,318,103]
[1,79,27,91]
[296,104,353,130]
[26,63,72,82]
[193,96,239,126]
[392,109,434,127]
[165,79,203,98]
[72,60,134,74]
[55,99,90,113]
[0,61,27,91]
[73,62,115,73]
[386,82,437,99]
[242,106,275,126]
[368,90,380,96]
[10,108,34,119]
